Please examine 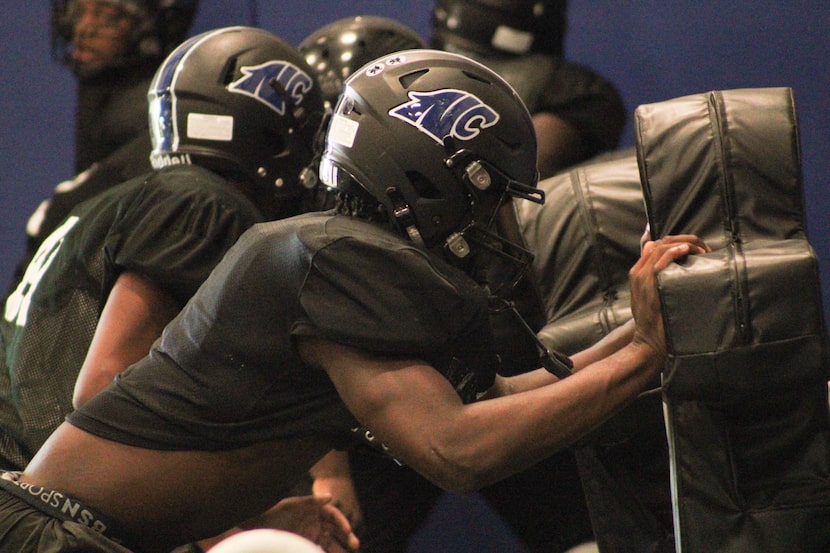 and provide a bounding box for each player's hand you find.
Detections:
[629,234,709,359]
[313,474,364,534]
[239,494,360,552]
